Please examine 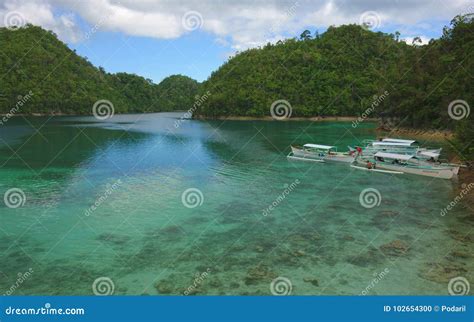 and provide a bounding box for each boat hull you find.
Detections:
[291,146,324,160]
[287,152,324,162]
[323,154,355,163]
[358,162,456,179]
[291,146,354,163]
